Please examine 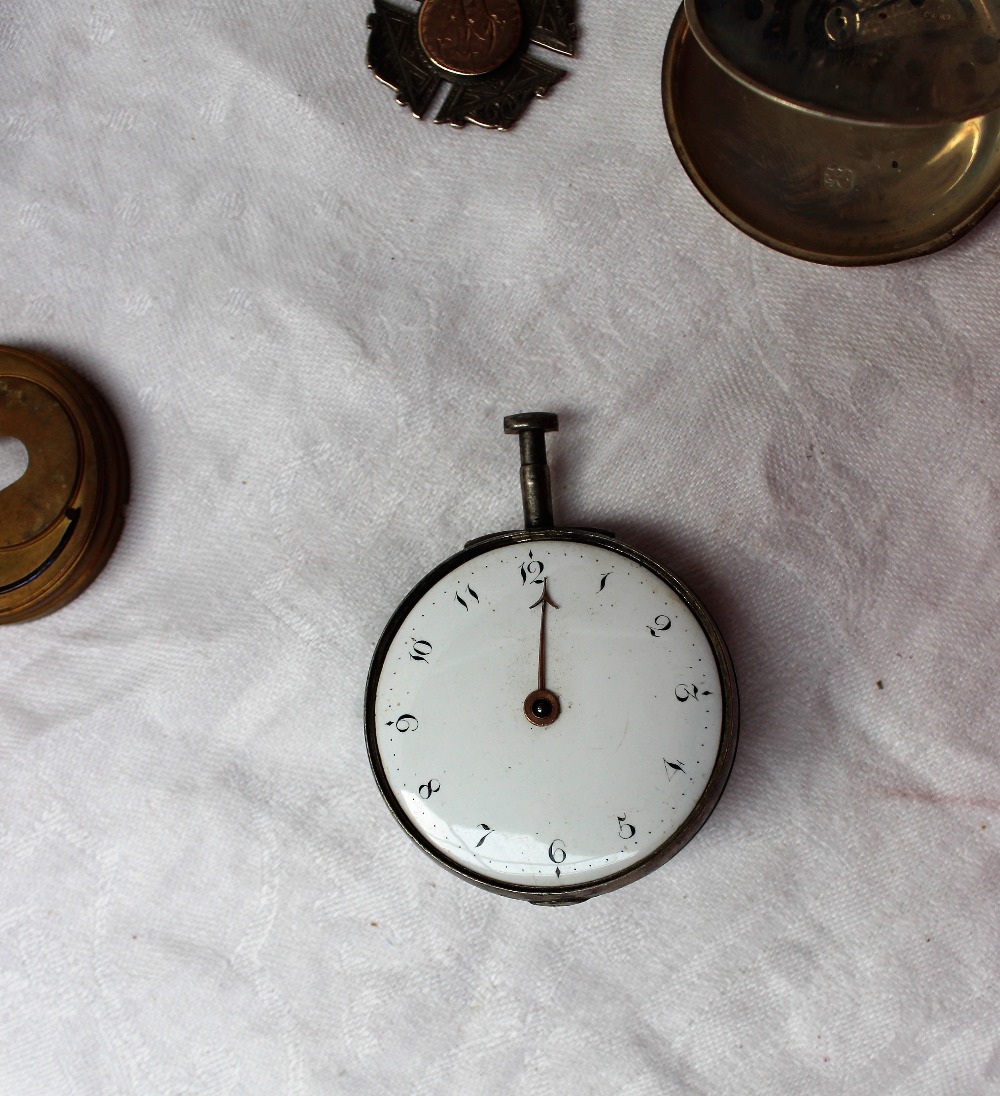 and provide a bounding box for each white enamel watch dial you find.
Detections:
[366,415,738,904]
